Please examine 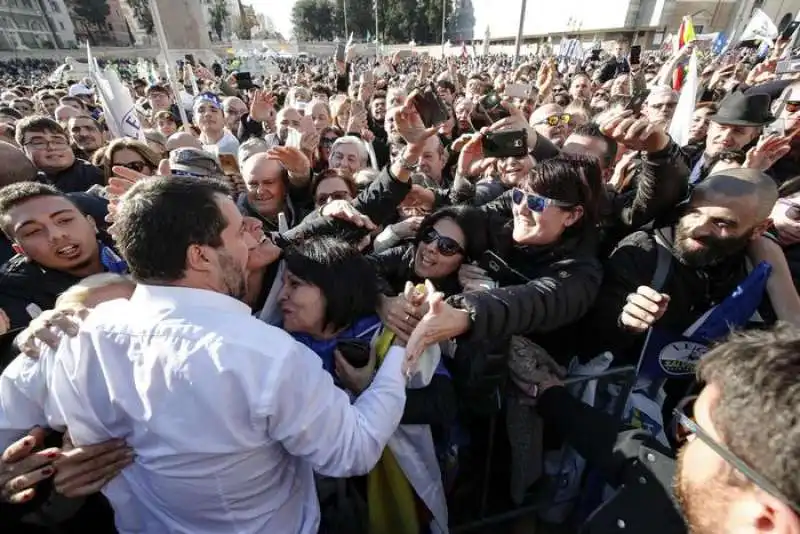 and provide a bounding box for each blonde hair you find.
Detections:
[56,273,135,309]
